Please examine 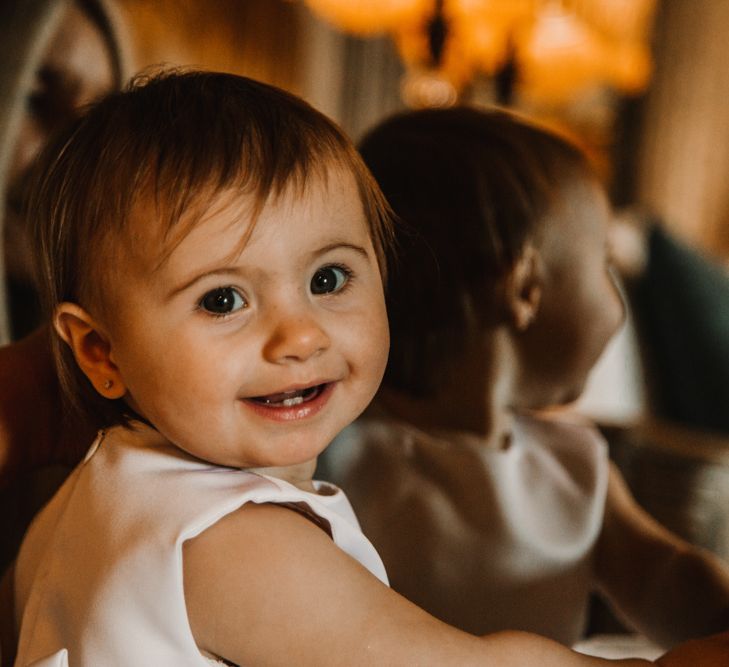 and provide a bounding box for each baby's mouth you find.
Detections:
[249,384,326,408]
